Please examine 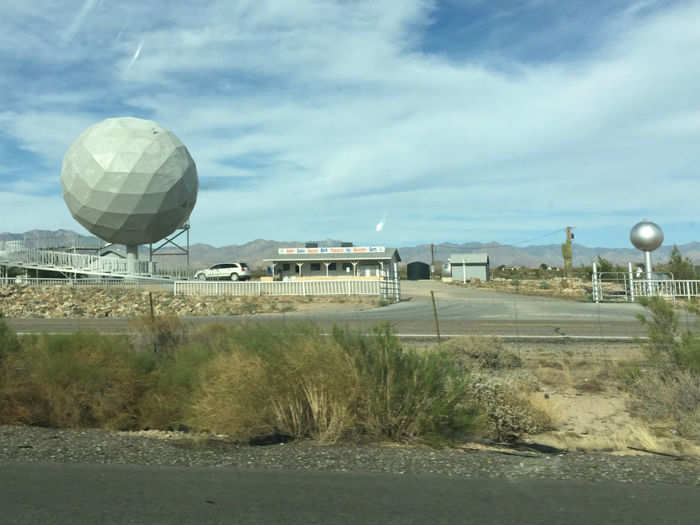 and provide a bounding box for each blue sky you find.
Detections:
[1,0,699,248]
